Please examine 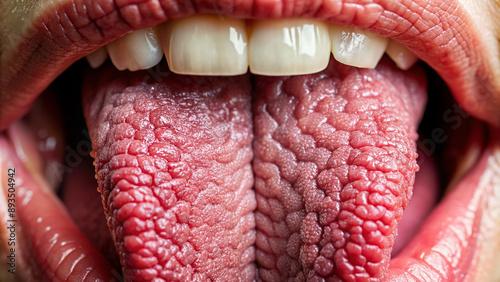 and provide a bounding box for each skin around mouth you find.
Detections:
[2,0,500,281]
